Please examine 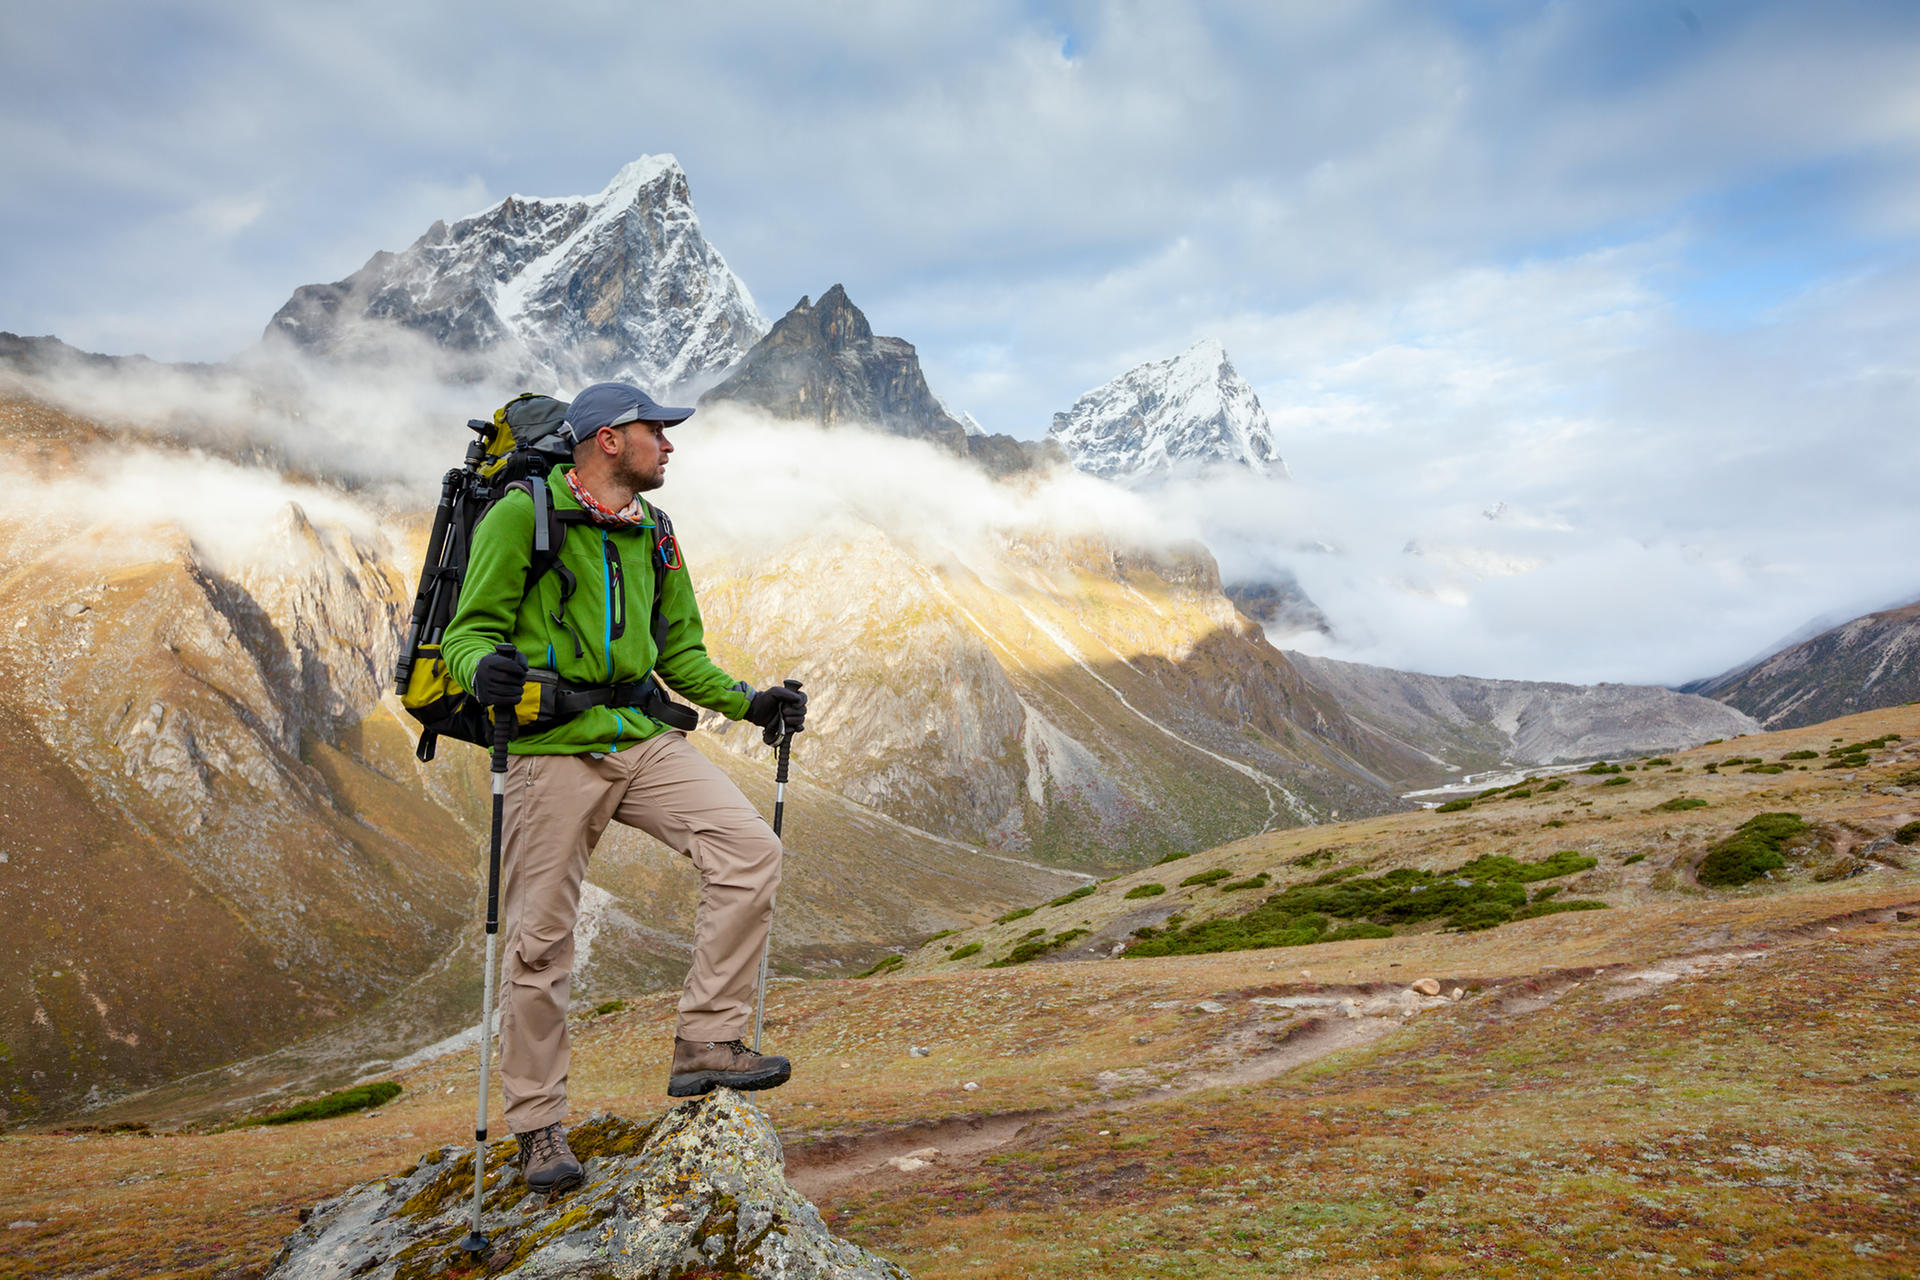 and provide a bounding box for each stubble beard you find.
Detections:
[611,455,666,495]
